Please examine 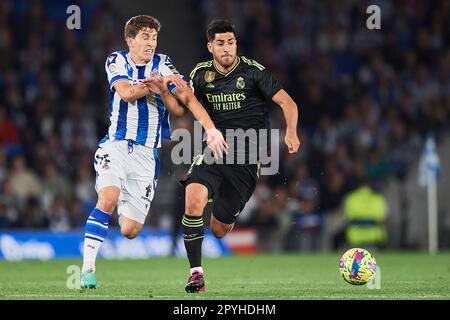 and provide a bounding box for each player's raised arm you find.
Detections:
[171,86,211,128]
[272,89,301,153]
[106,52,155,103]
[174,86,229,159]
[113,81,152,103]
[144,75,227,158]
